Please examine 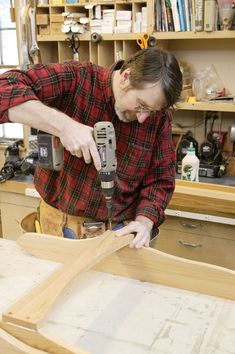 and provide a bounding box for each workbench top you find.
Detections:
[0,238,235,354]
[0,175,234,218]
[0,175,34,194]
